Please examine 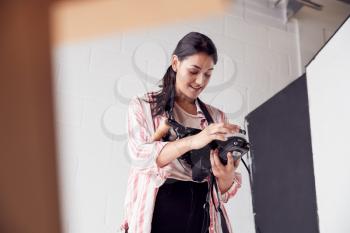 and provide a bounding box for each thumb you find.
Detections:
[227,151,234,167]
